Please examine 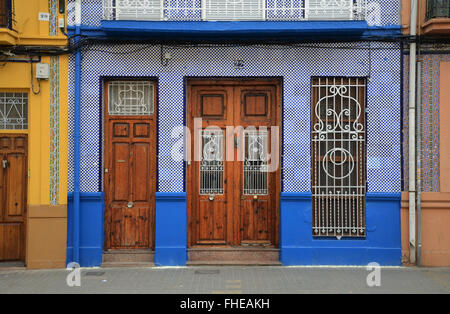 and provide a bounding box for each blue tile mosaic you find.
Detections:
[68,43,402,193]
